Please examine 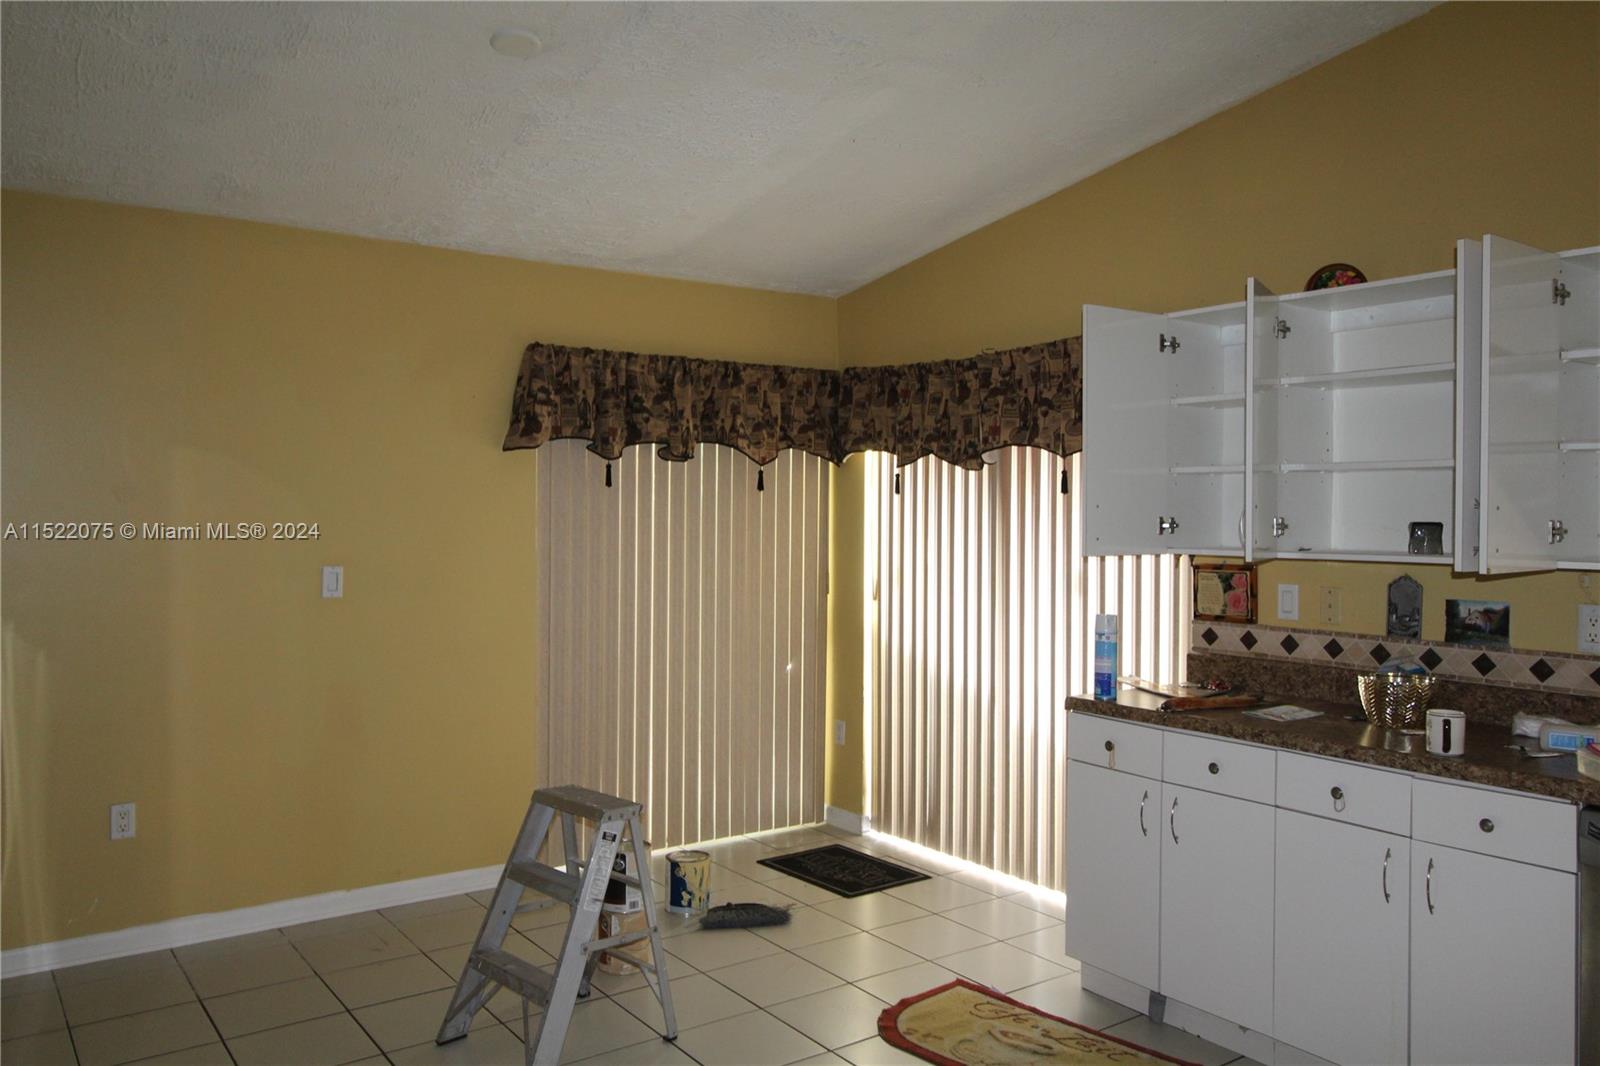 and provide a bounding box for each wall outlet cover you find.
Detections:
[1277,584,1300,621]
[110,802,136,840]
[1580,604,1600,655]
